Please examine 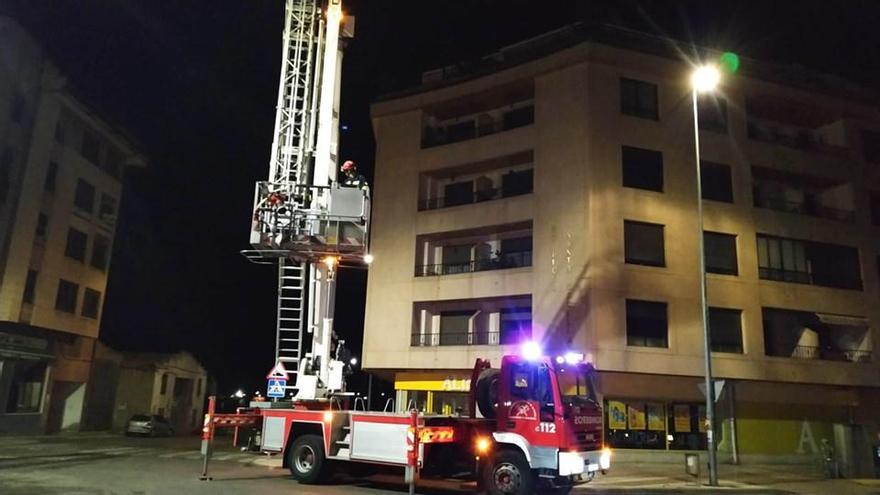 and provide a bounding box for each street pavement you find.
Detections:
[1,432,879,494]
